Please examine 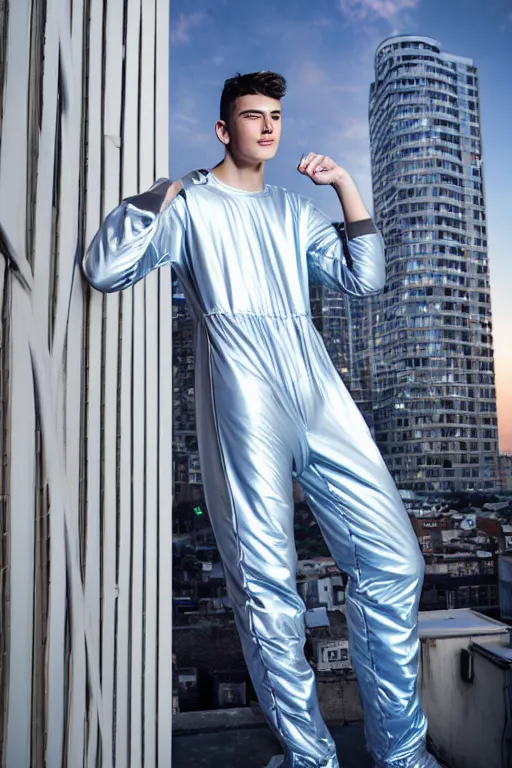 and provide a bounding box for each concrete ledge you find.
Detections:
[173,707,267,734]
[172,719,372,768]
